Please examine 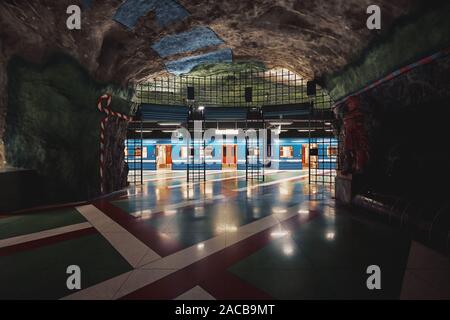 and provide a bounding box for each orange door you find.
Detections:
[222,145,237,165]
[222,145,226,164]
[302,145,305,164]
[166,145,172,165]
